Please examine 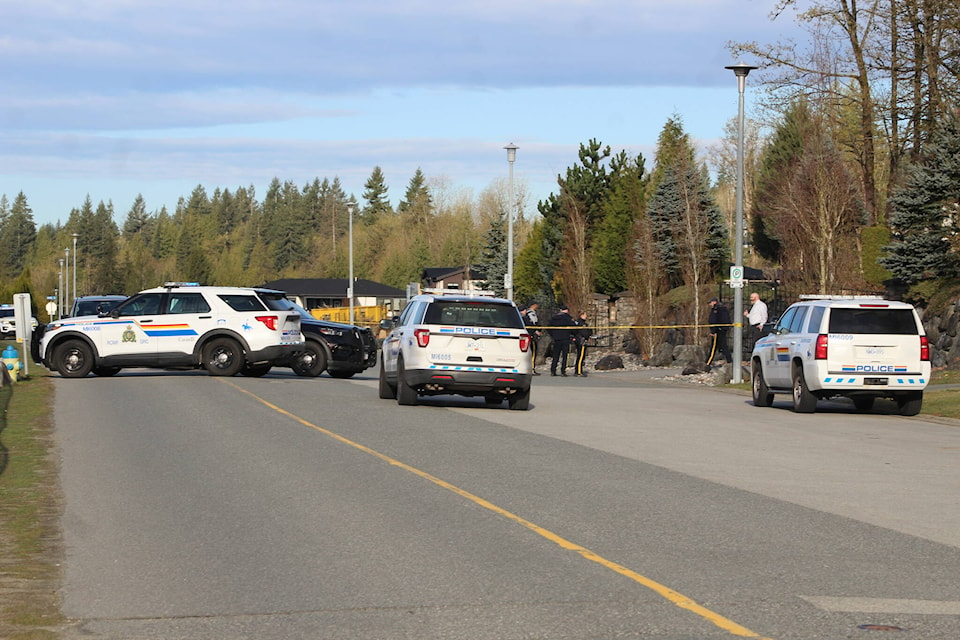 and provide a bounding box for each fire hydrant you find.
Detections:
[2,344,22,383]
